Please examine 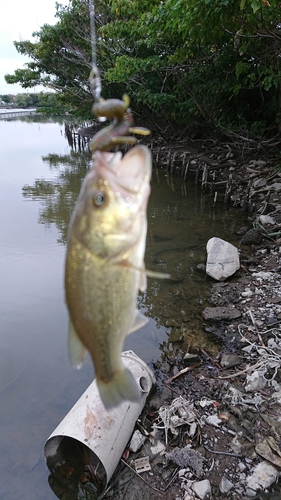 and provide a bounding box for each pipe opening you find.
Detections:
[138,376,149,393]
[45,436,107,497]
